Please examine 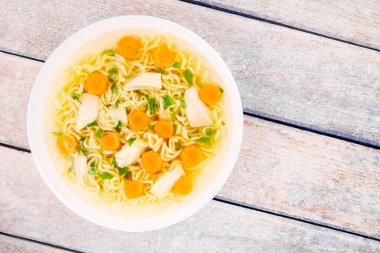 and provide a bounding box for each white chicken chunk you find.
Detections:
[124,73,162,91]
[72,154,88,184]
[184,87,213,127]
[108,107,128,124]
[150,165,185,199]
[115,143,144,167]
[76,93,100,130]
